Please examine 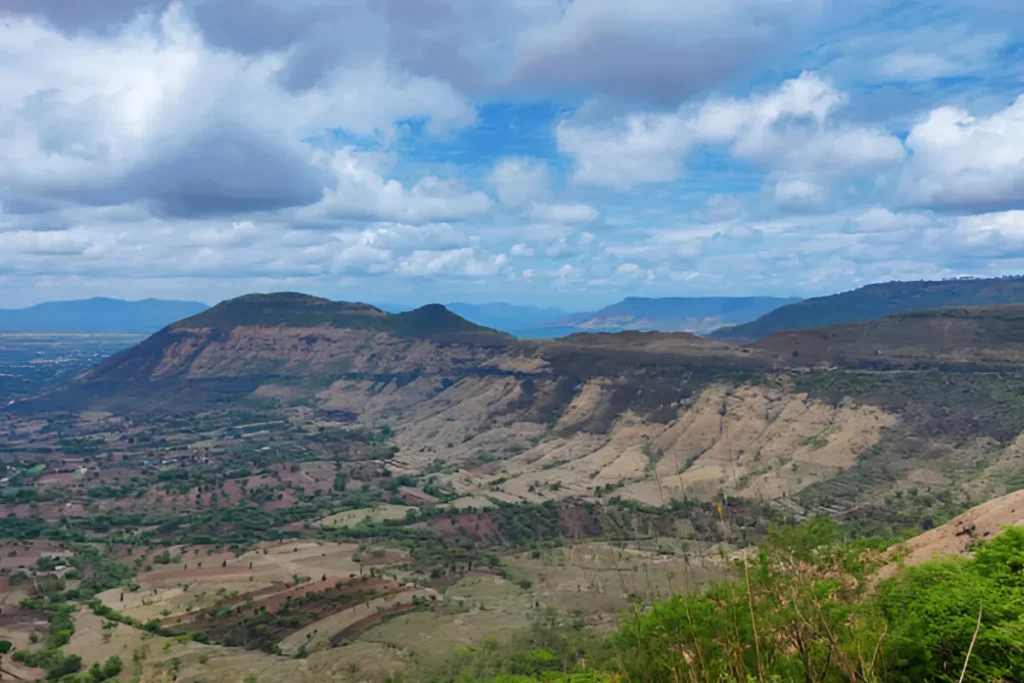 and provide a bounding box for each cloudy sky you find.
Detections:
[2,0,1023,308]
